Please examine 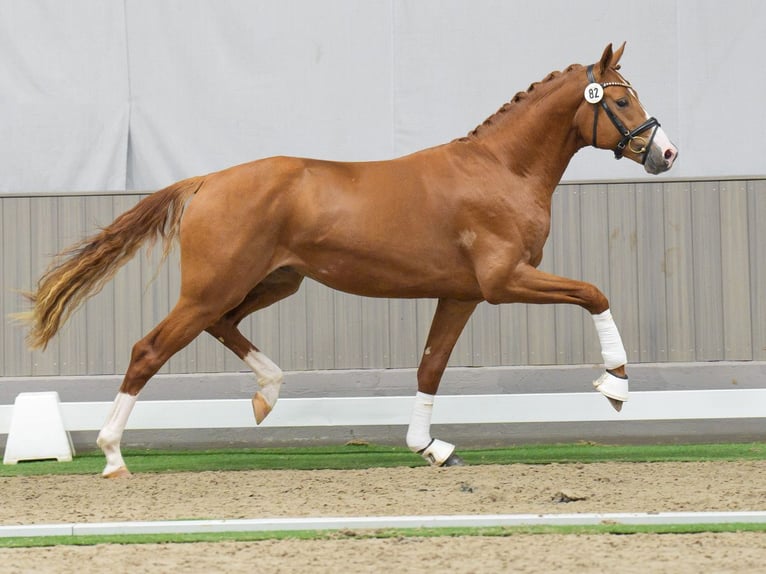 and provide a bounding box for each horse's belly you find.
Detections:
[295,250,482,300]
